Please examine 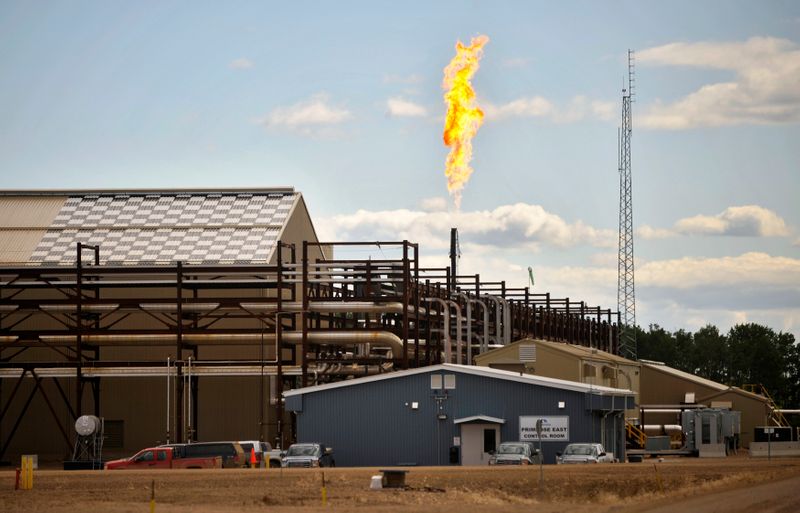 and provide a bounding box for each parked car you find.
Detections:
[281,443,335,468]
[238,440,282,468]
[162,441,246,468]
[105,447,221,470]
[489,442,542,465]
[556,443,615,464]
